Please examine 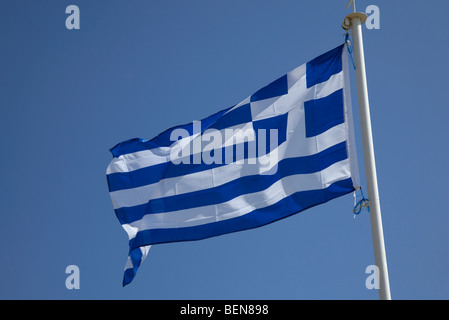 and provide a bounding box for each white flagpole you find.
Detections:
[342,2,392,300]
